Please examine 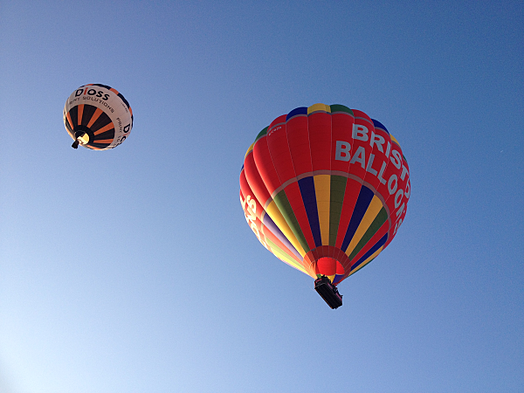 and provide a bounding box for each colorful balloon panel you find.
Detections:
[240,104,410,286]
[63,84,133,150]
